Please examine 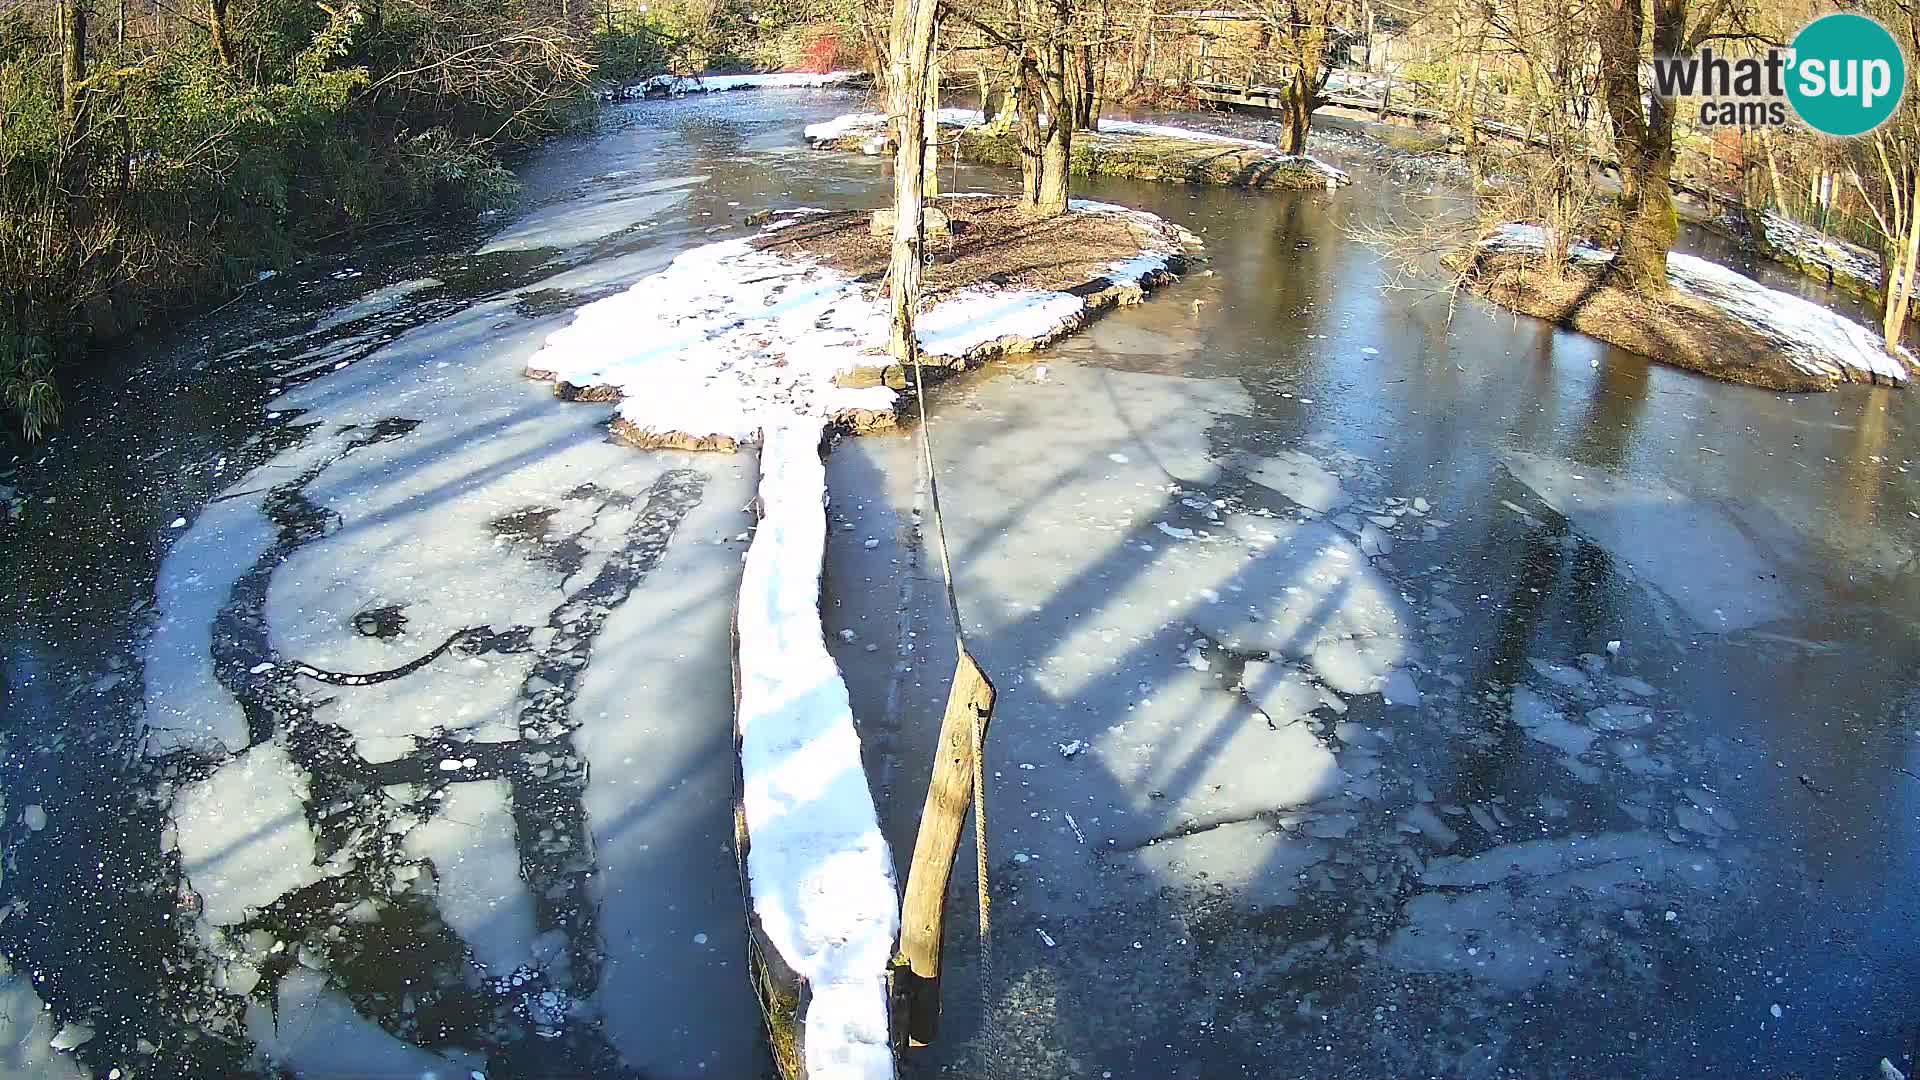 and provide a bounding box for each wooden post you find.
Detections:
[894,644,994,1046]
